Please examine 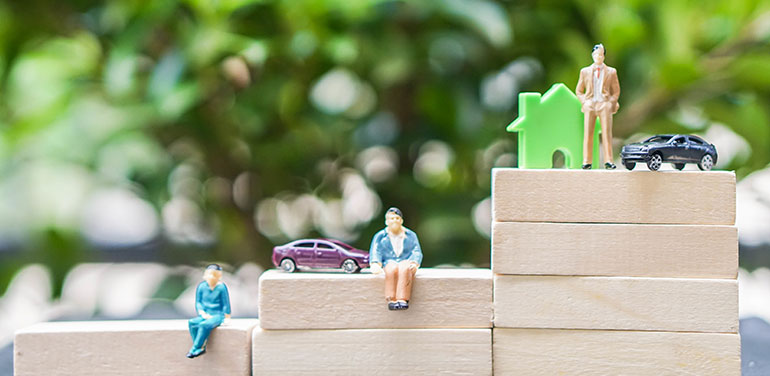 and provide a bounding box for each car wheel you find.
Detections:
[623,160,635,170]
[698,154,714,171]
[646,153,663,171]
[674,163,685,171]
[280,258,297,273]
[341,259,360,274]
